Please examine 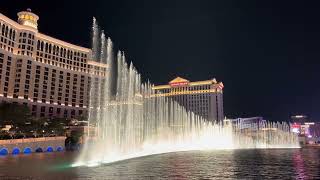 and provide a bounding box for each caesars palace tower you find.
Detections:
[0,9,107,119]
